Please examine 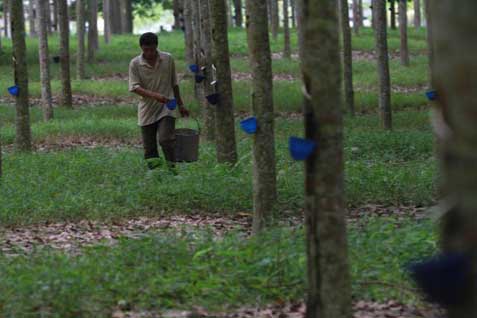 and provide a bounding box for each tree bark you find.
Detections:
[283,0,291,59]
[399,0,409,66]
[413,0,421,28]
[120,0,133,33]
[52,0,58,32]
[11,0,32,152]
[88,0,99,62]
[45,0,52,34]
[358,0,363,27]
[183,0,194,67]
[339,0,355,116]
[423,0,434,83]
[300,1,352,317]
[429,2,477,317]
[173,0,181,29]
[270,0,279,40]
[76,0,86,80]
[390,0,396,30]
[352,0,360,35]
[58,0,72,108]
[371,0,376,30]
[296,0,304,60]
[4,0,10,37]
[245,0,277,234]
[191,0,205,114]
[233,0,243,27]
[226,0,233,28]
[37,0,54,121]
[103,0,111,43]
[28,0,37,36]
[110,1,122,34]
[374,0,392,129]
[198,0,216,142]
[210,0,238,164]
